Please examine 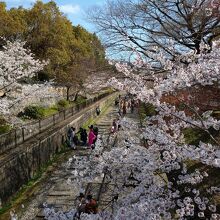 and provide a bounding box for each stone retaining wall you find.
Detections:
[0,93,117,206]
[0,92,111,155]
